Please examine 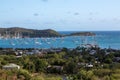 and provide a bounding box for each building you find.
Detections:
[3,63,20,70]
[86,64,93,68]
